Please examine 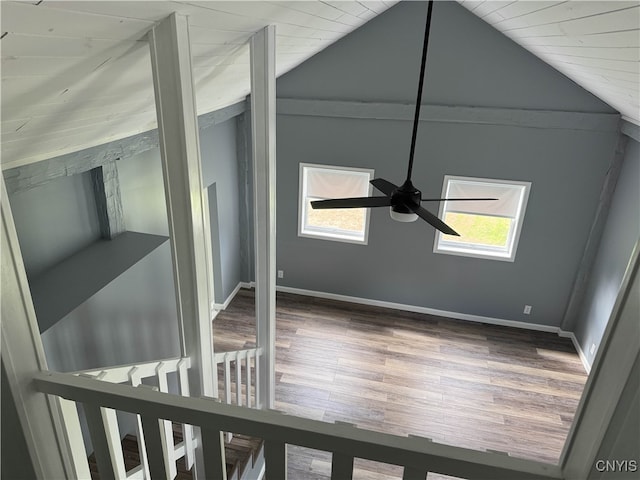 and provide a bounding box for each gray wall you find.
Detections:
[573,138,640,364]
[118,149,170,236]
[236,113,255,284]
[274,0,618,327]
[200,118,244,303]
[9,171,101,278]
[6,144,181,373]
[40,243,180,372]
